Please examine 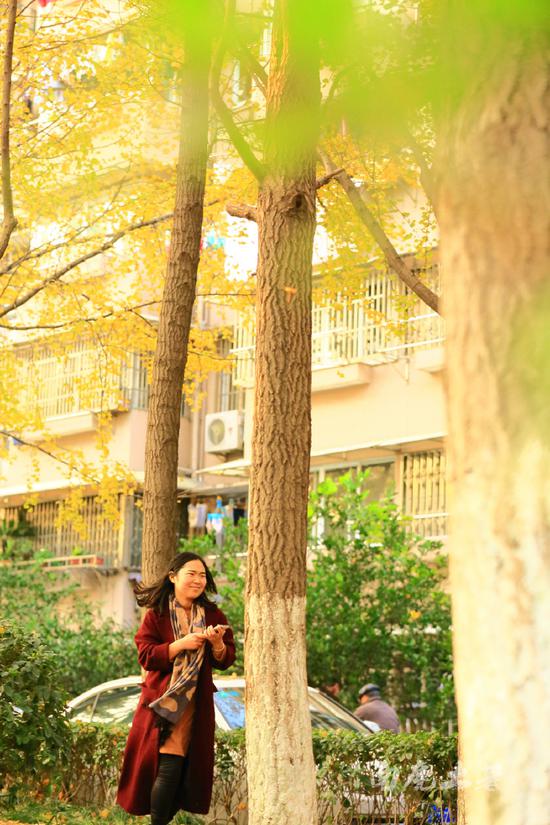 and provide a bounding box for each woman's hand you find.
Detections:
[203,624,228,649]
[179,633,207,651]
[168,632,205,660]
